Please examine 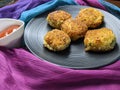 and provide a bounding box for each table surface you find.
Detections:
[106,0,120,7]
